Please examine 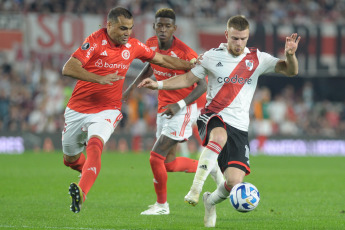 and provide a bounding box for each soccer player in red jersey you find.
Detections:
[139,16,300,226]
[61,7,195,213]
[123,8,223,215]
